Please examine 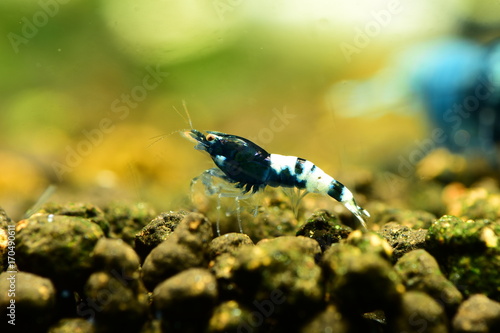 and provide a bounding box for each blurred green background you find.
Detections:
[0,0,499,219]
